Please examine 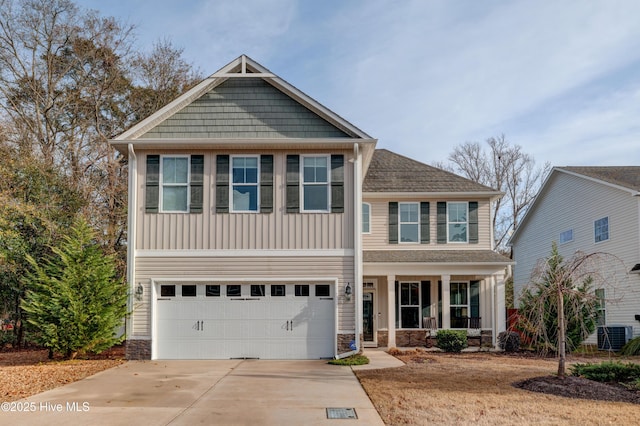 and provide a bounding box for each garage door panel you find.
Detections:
[155,283,335,360]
